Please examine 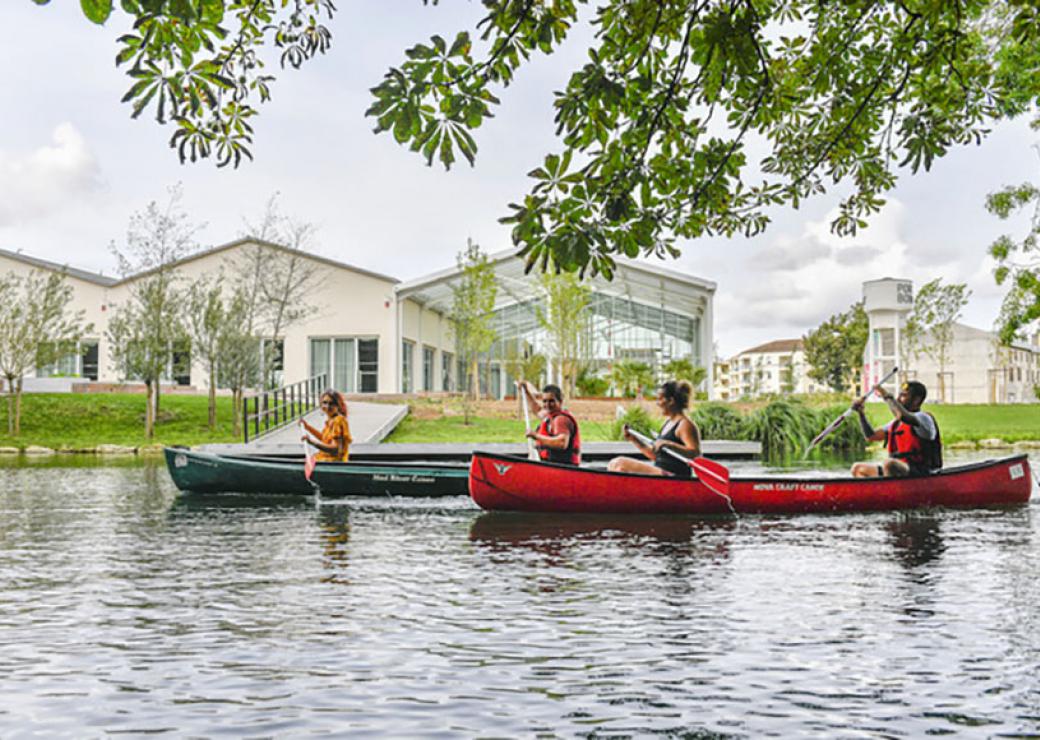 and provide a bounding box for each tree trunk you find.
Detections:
[5,378,13,435]
[153,379,161,422]
[145,380,155,439]
[13,378,23,436]
[232,388,242,438]
[208,369,217,430]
